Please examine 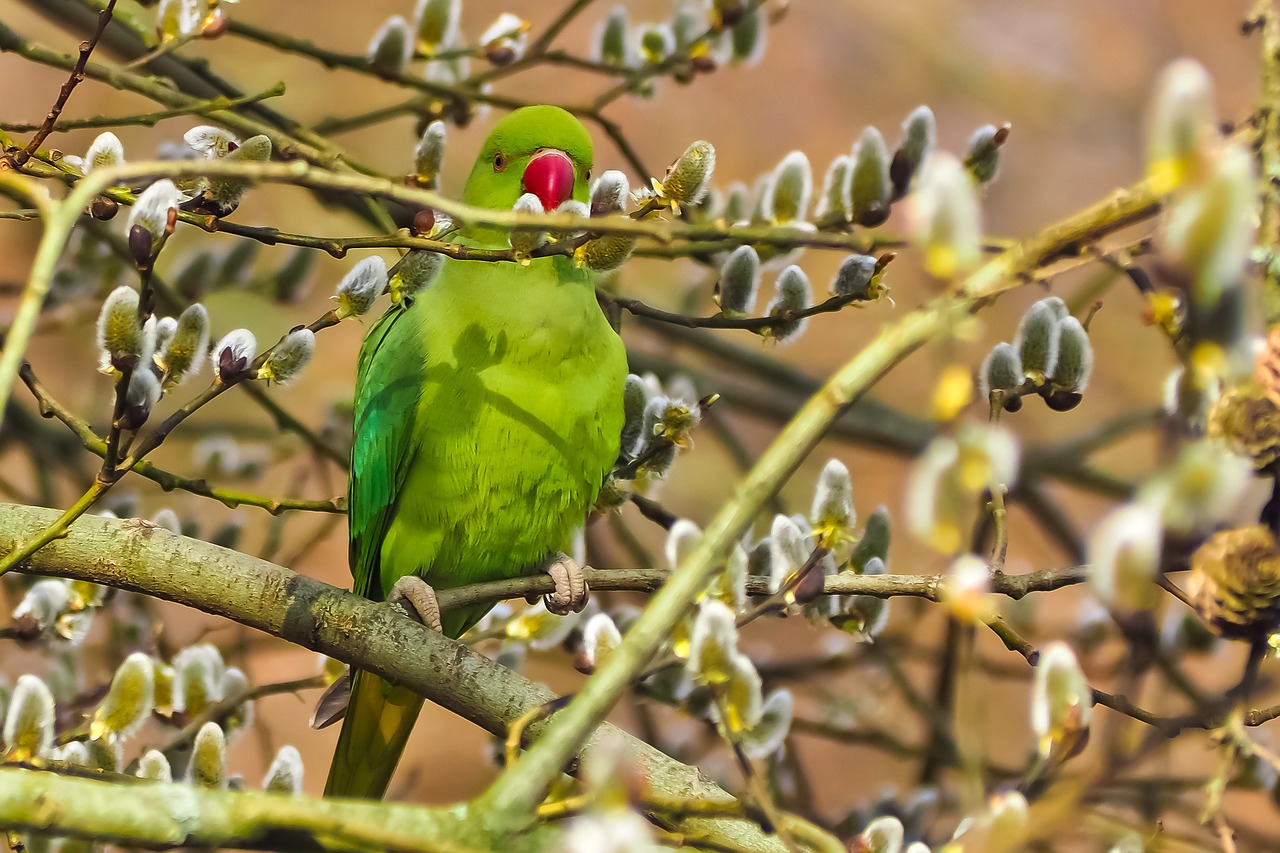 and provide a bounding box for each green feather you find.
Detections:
[325,106,626,800]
